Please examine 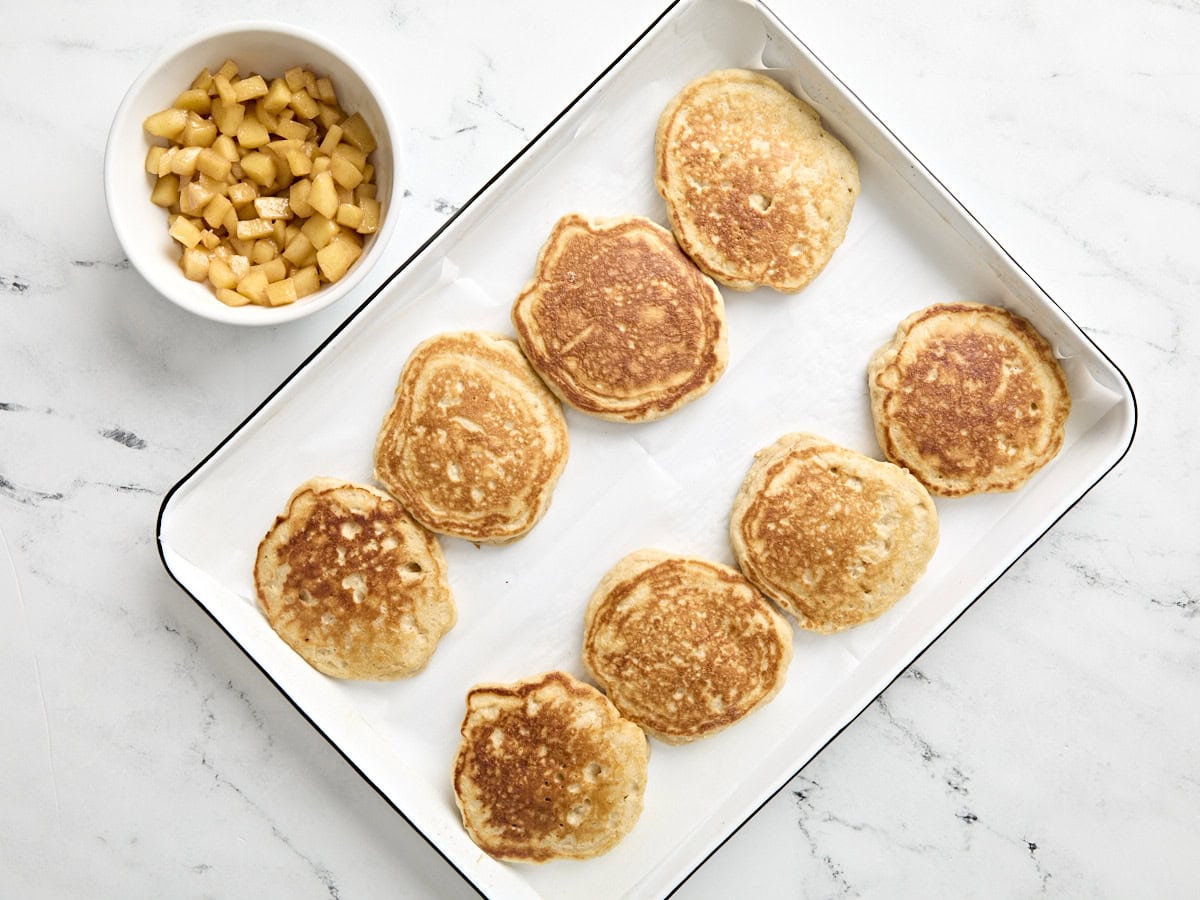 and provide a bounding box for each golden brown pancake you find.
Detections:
[254,478,455,679]
[452,670,649,863]
[511,214,728,422]
[868,302,1071,496]
[730,434,939,633]
[582,549,792,743]
[655,68,860,293]
[373,331,569,543]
